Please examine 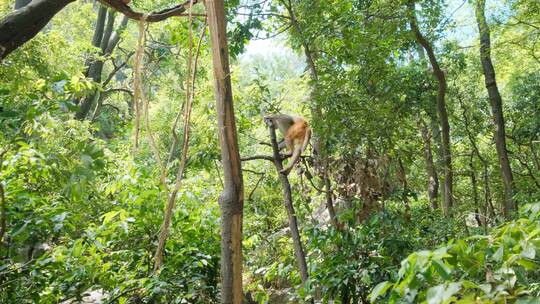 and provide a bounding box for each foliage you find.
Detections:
[294,203,465,302]
[2,0,540,302]
[371,203,540,304]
